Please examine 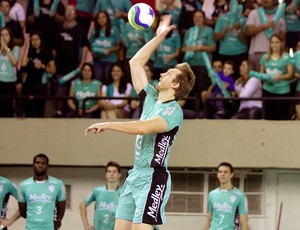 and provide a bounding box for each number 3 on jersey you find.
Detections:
[36,205,42,215]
